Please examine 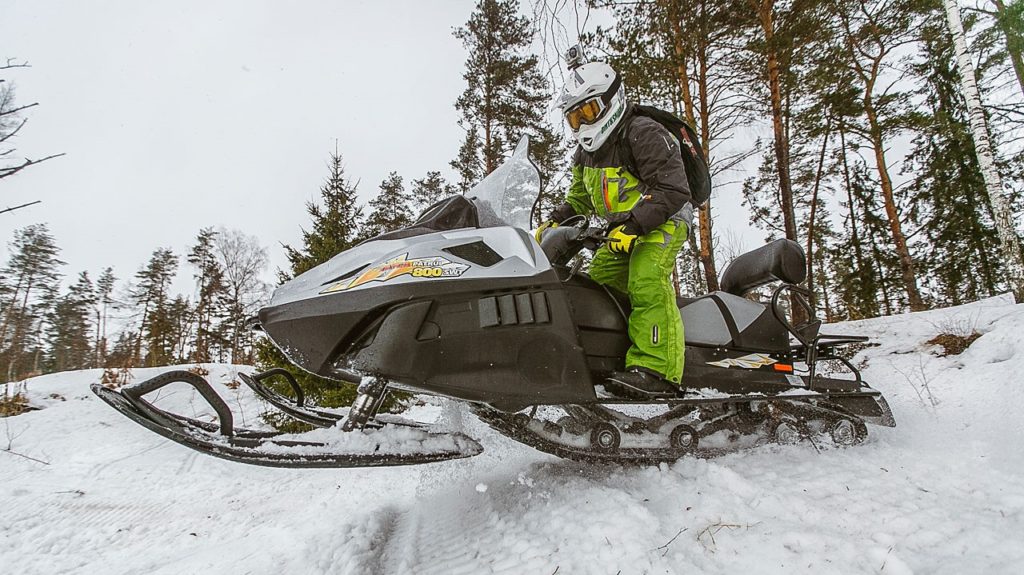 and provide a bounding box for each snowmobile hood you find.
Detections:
[257,225,555,378]
[268,226,547,308]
